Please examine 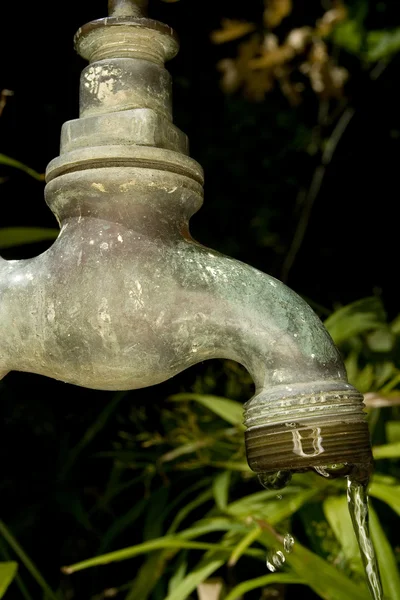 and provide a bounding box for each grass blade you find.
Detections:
[369,481,400,516]
[228,525,262,566]
[369,503,400,600]
[323,495,363,575]
[0,227,58,249]
[373,442,400,459]
[169,393,244,428]
[0,521,58,600]
[212,471,231,511]
[324,297,386,345]
[125,552,168,600]
[0,154,44,181]
[63,538,234,574]
[0,562,18,598]
[224,573,303,600]
[60,391,127,478]
[164,551,226,600]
